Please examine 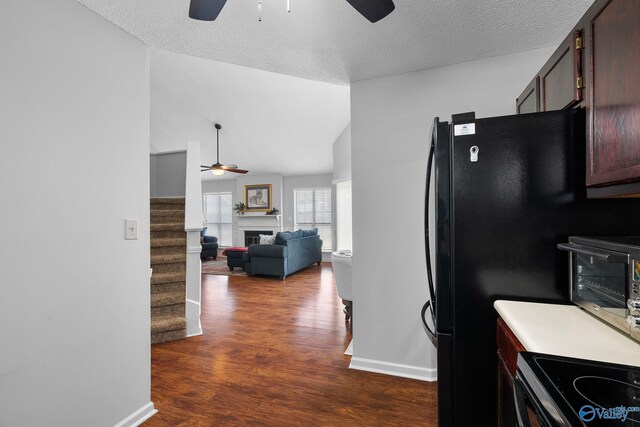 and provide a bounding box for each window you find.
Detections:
[294,188,332,251]
[336,180,352,251]
[203,192,232,247]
